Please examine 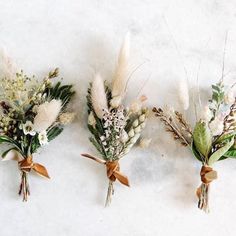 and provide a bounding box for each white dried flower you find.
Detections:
[140,122,146,129]
[224,90,235,104]
[38,130,48,146]
[91,74,108,119]
[88,112,96,127]
[111,32,130,105]
[120,130,129,143]
[200,105,212,122]
[133,119,139,127]
[110,96,122,108]
[130,133,140,144]
[134,126,141,133]
[178,78,189,110]
[59,112,75,125]
[34,99,62,132]
[209,117,224,136]
[129,100,141,113]
[139,114,146,122]
[128,129,135,138]
[32,105,39,113]
[21,121,36,136]
[139,138,152,148]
